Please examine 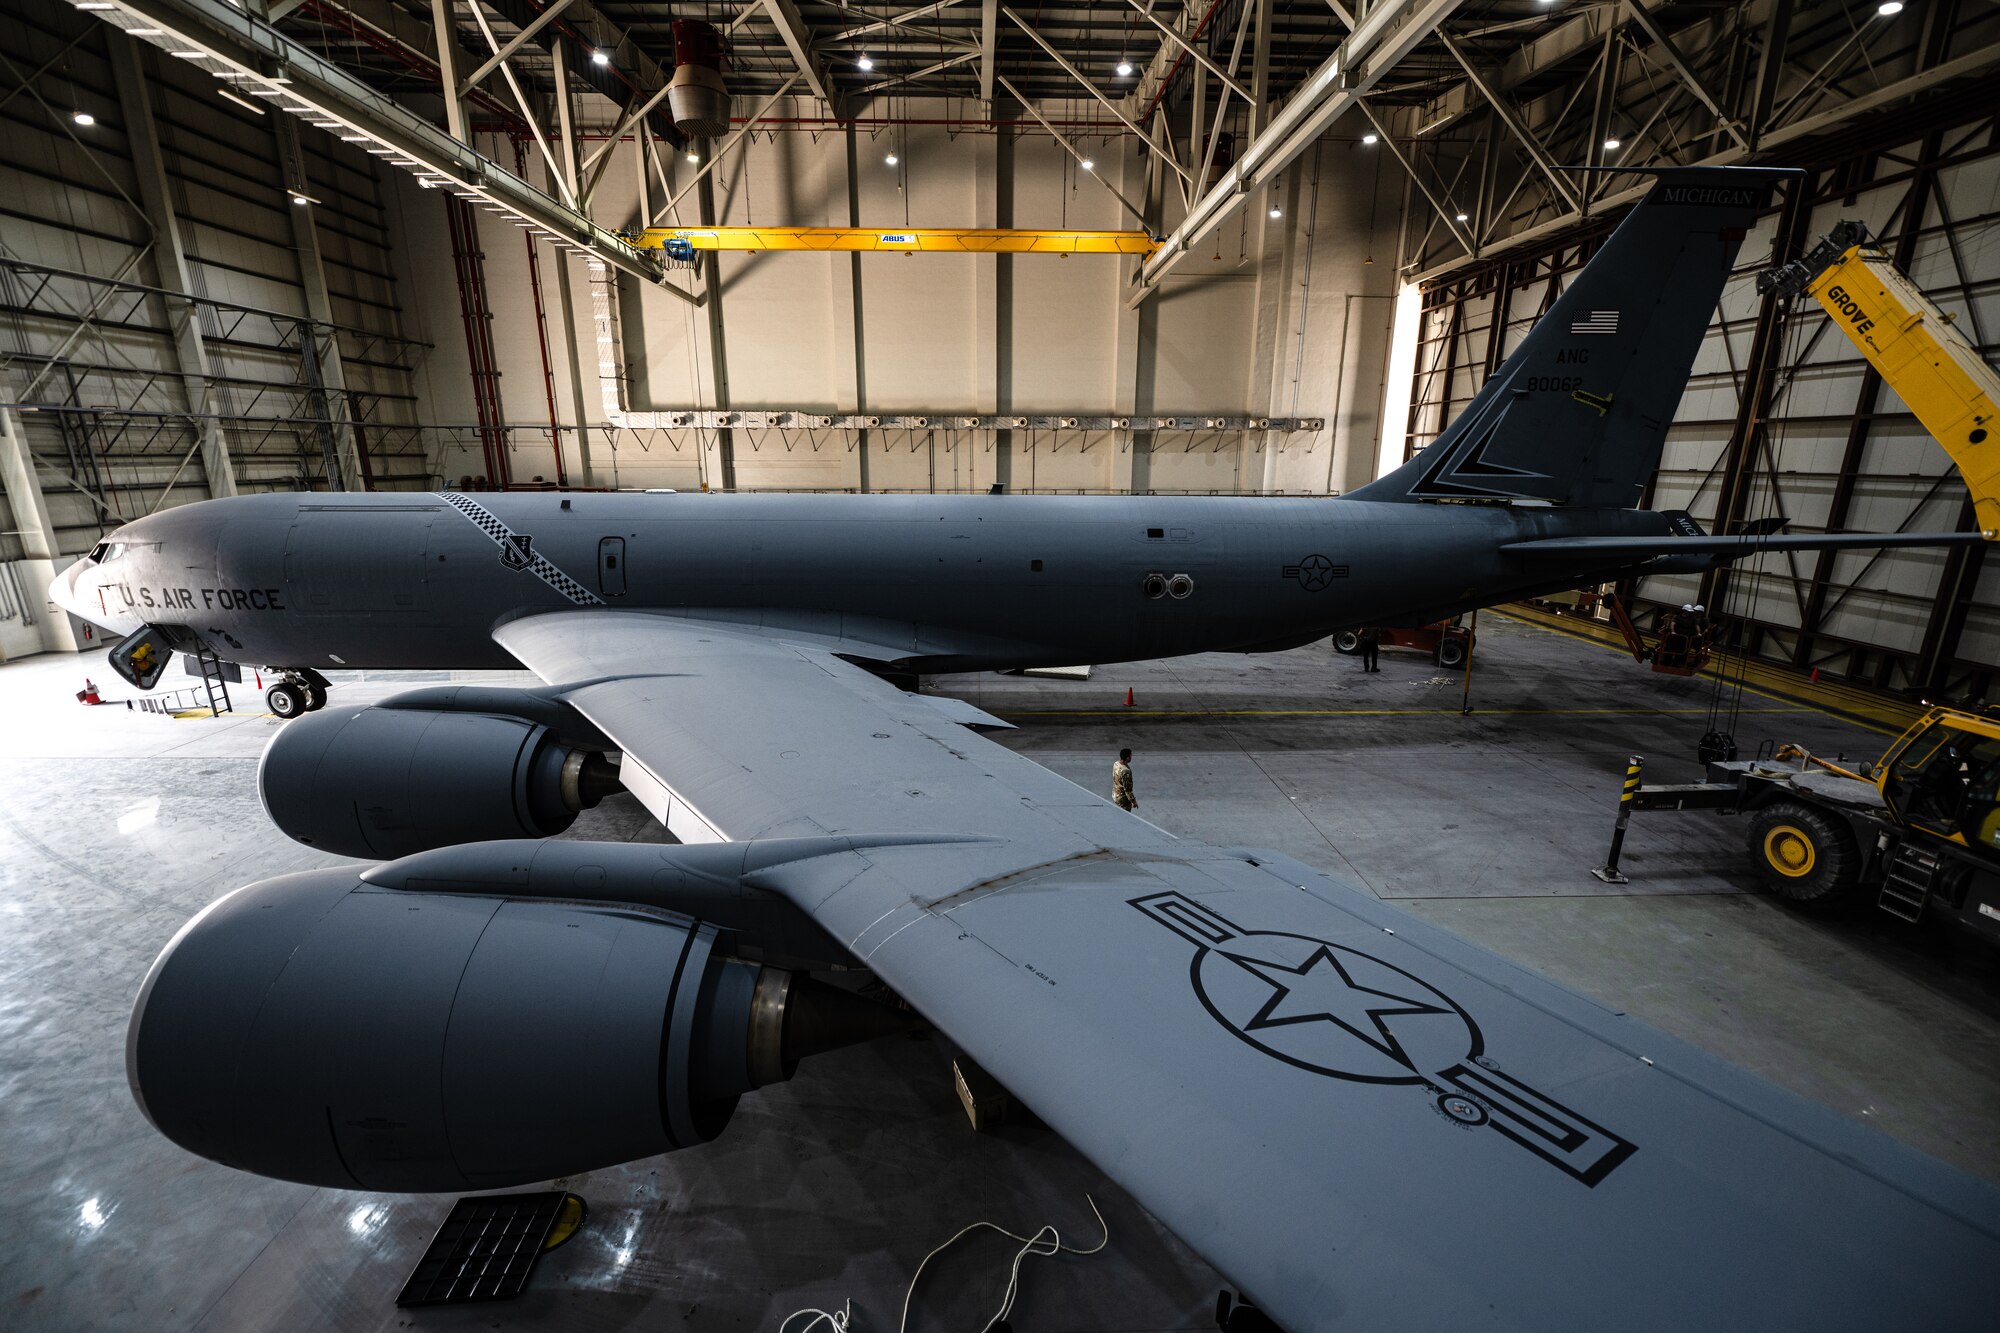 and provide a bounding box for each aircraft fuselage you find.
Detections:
[53,490,1674,673]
